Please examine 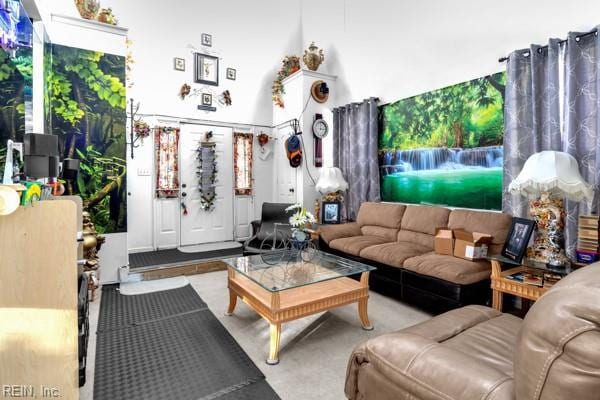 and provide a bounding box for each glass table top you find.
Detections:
[223,249,376,292]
